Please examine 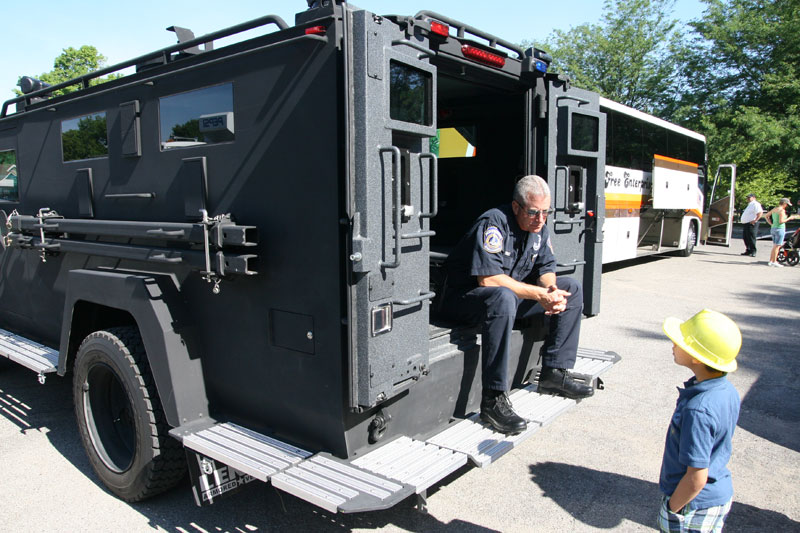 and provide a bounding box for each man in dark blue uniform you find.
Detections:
[441,175,593,435]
